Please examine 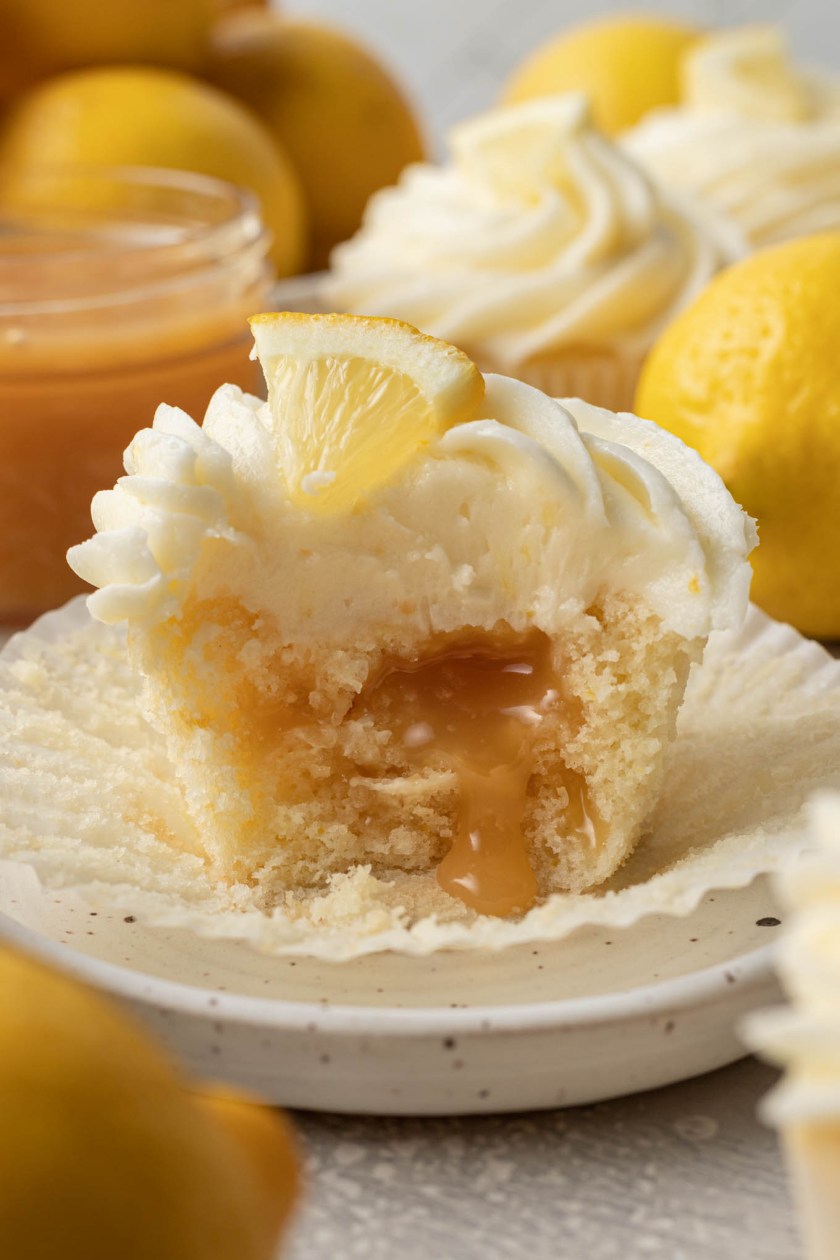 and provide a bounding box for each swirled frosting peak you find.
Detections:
[625,26,840,248]
[326,96,738,370]
[68,364,755,649]
[684,25,840,123]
